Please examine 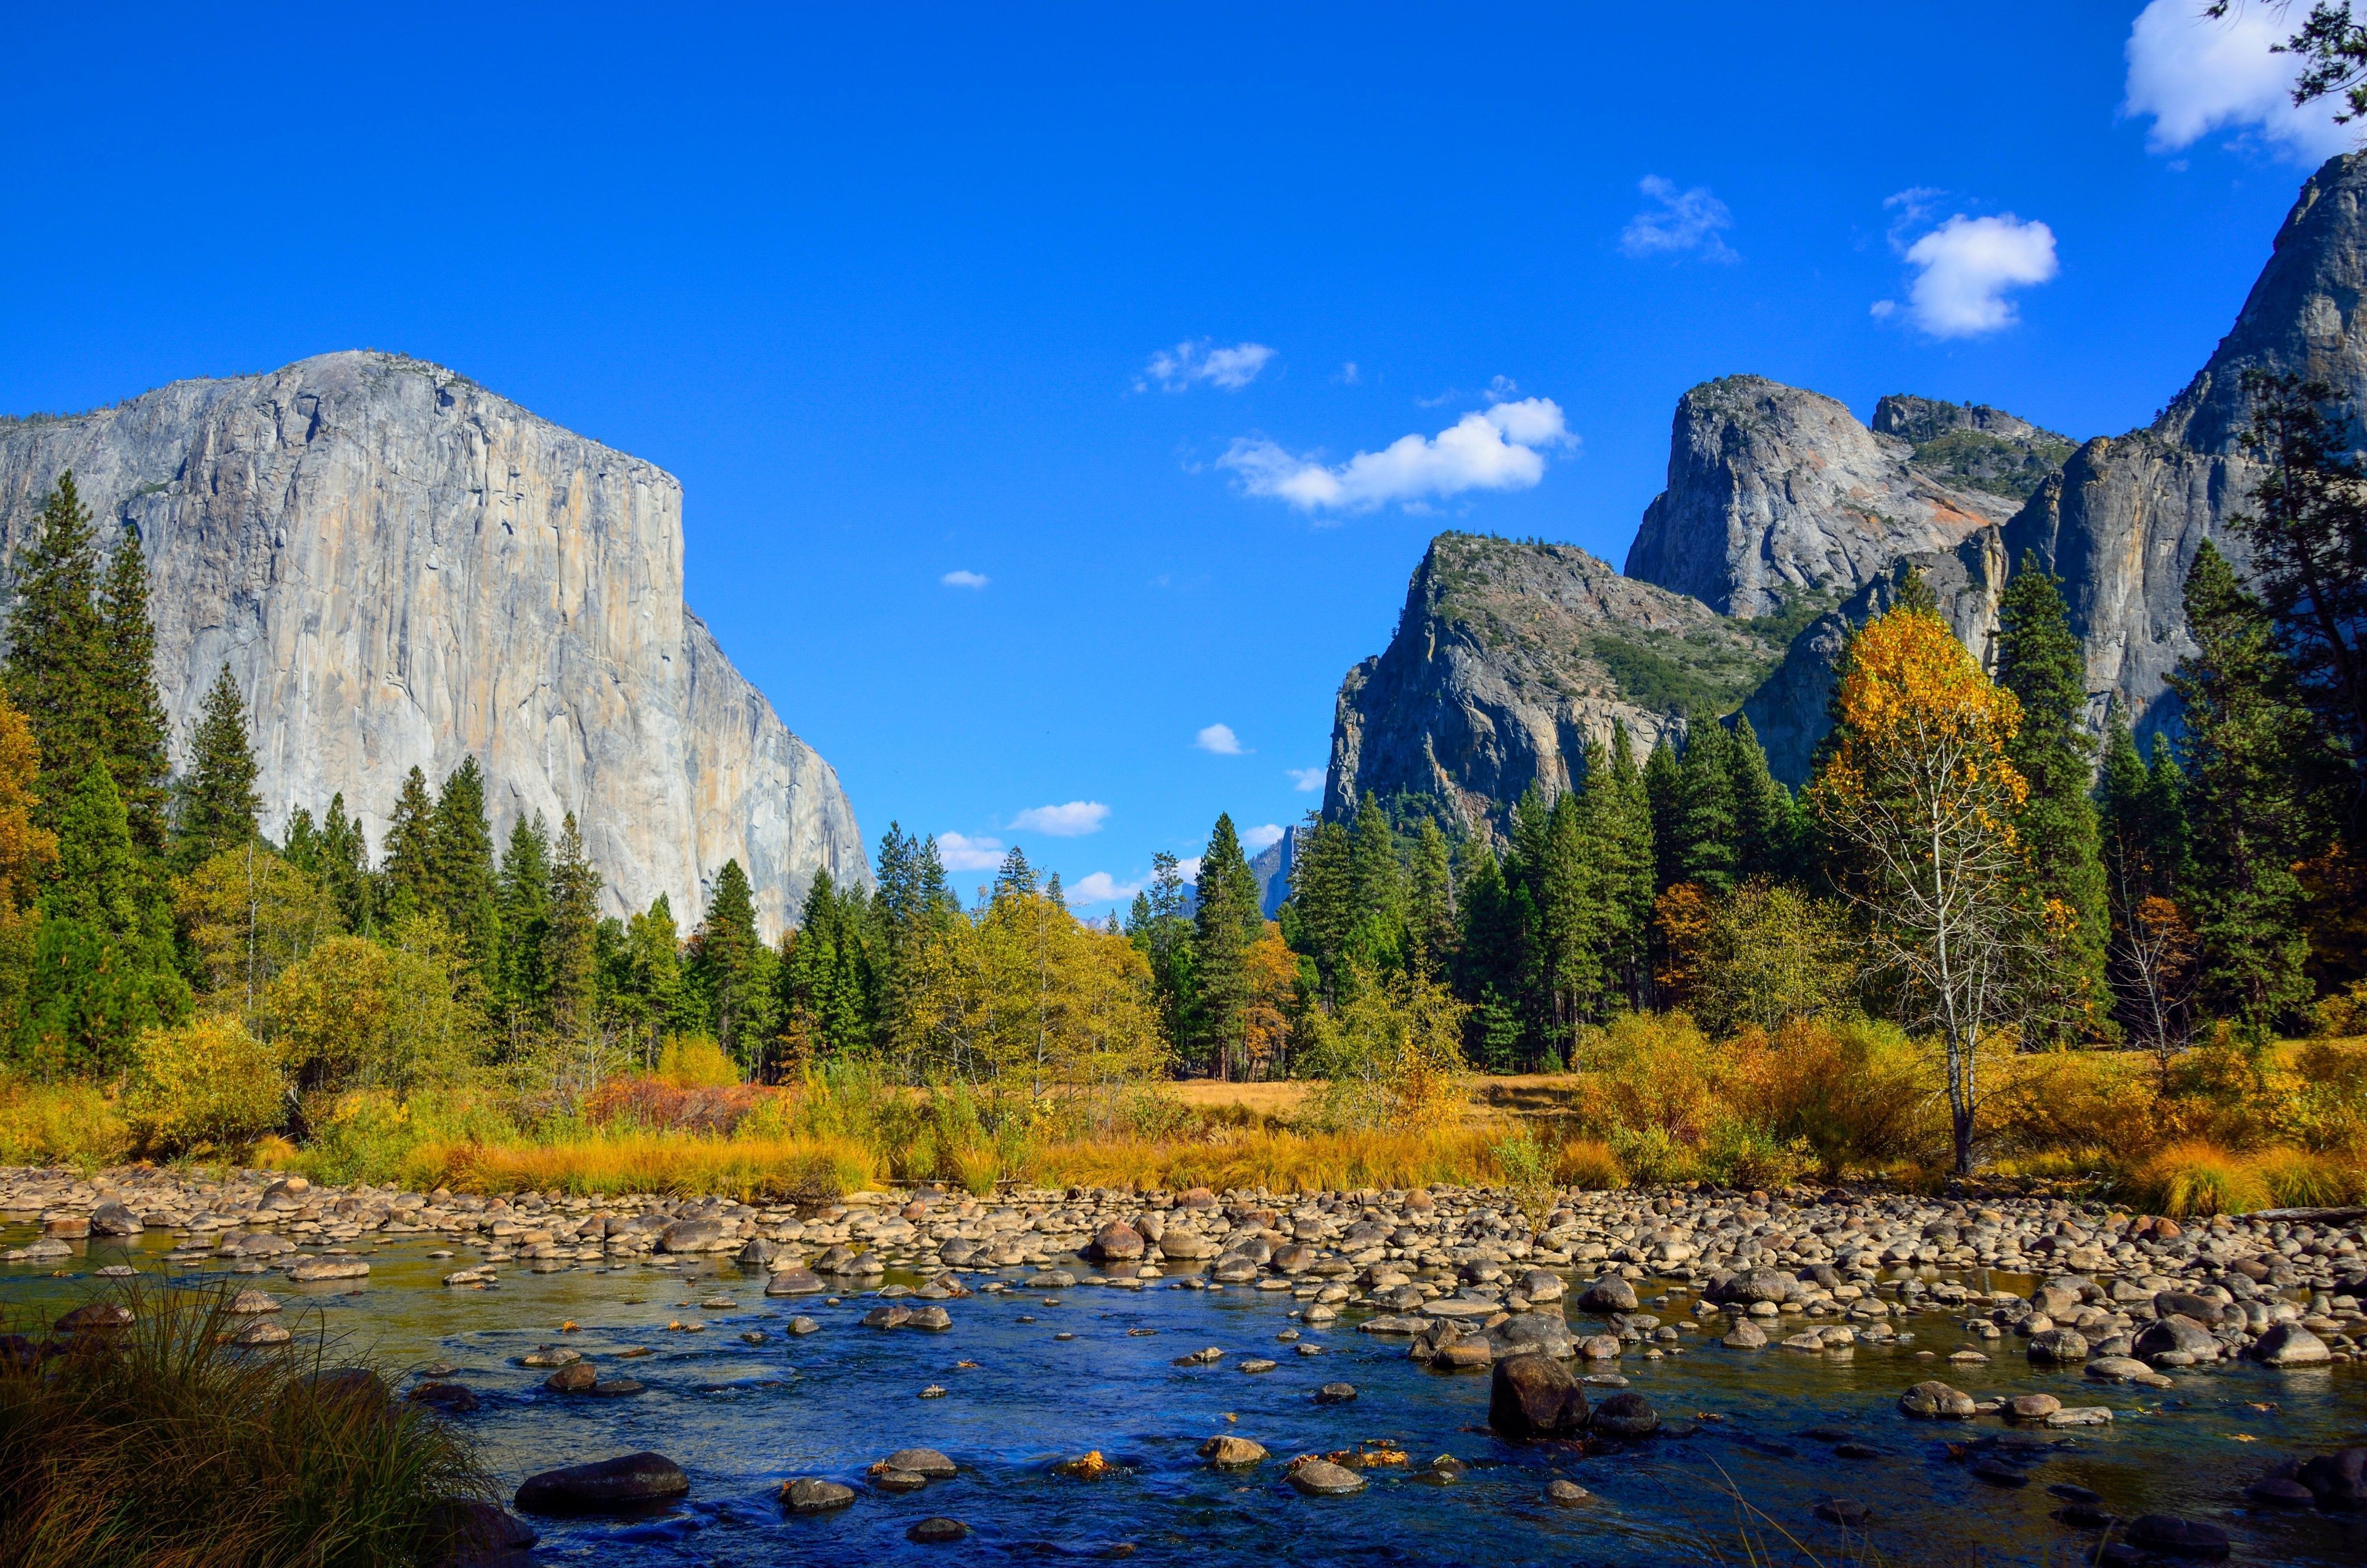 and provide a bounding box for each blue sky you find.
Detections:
[0,2,2352,909]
